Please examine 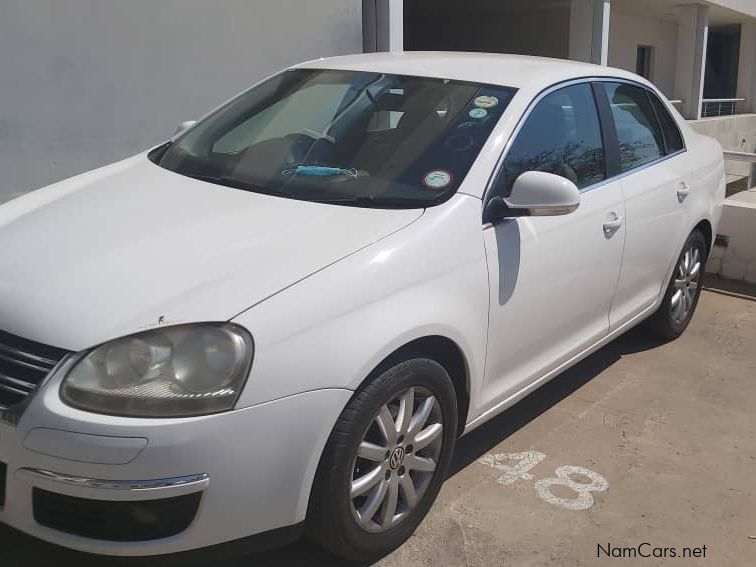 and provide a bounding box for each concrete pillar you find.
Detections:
[363,0,403,53]
[674,4,709,120]
[736,22,756,114]
[569,0,611,65]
